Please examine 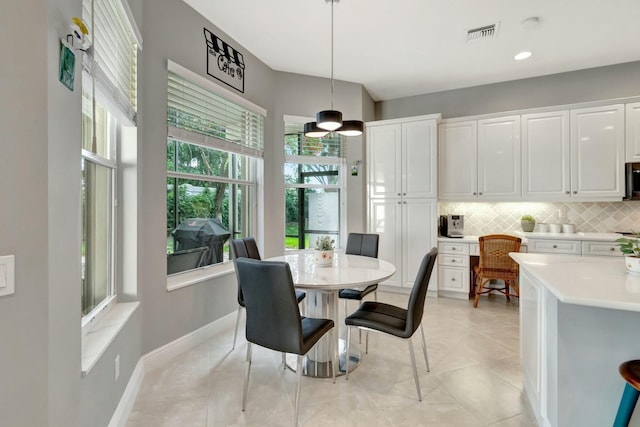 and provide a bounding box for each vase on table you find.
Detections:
[313,249,334,266]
